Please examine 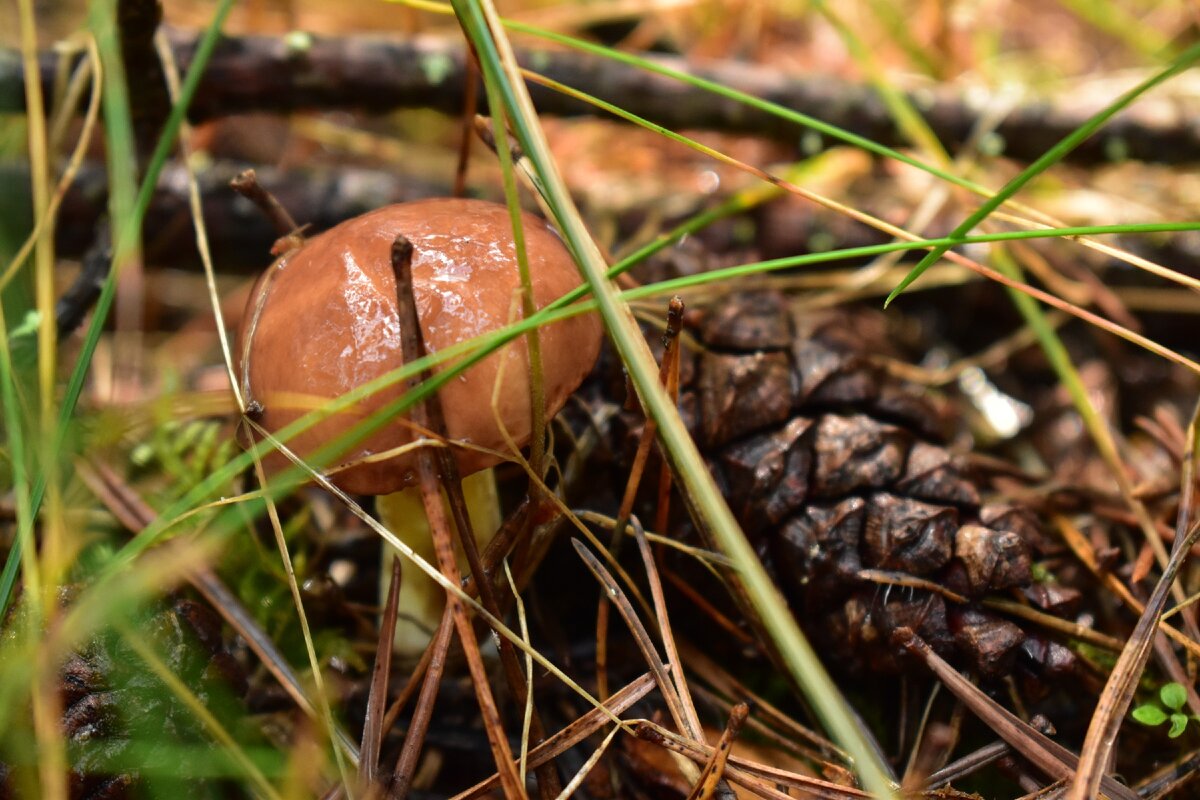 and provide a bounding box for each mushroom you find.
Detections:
[237,197,603,656]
